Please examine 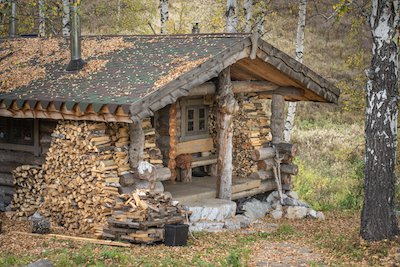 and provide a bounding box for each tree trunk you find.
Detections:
[9,0,16,37]
[129,121,144,170]
[226,0,237,33]
[117,0,121,32]
[244,0,253,33]
[160,0,169,34]
[62,0,70,36]
[271,94,285,144]
[284,0,307,142]
[38,0,45,37]
[216,67,239,200]
[255,0,265,35]
[361,0,399,241]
